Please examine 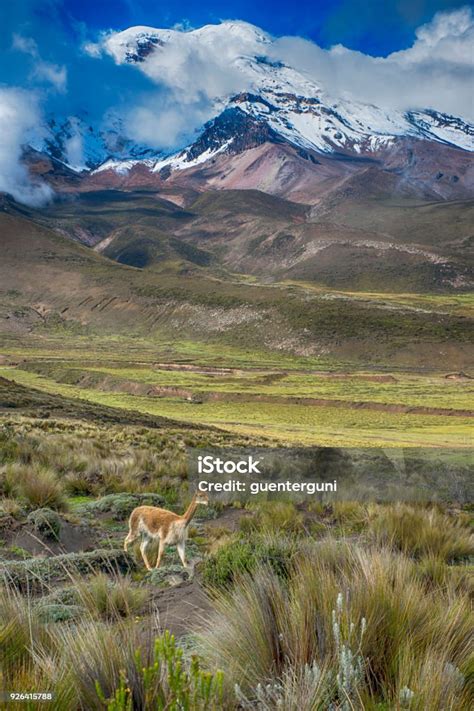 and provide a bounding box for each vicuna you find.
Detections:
[124,491,209,570]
